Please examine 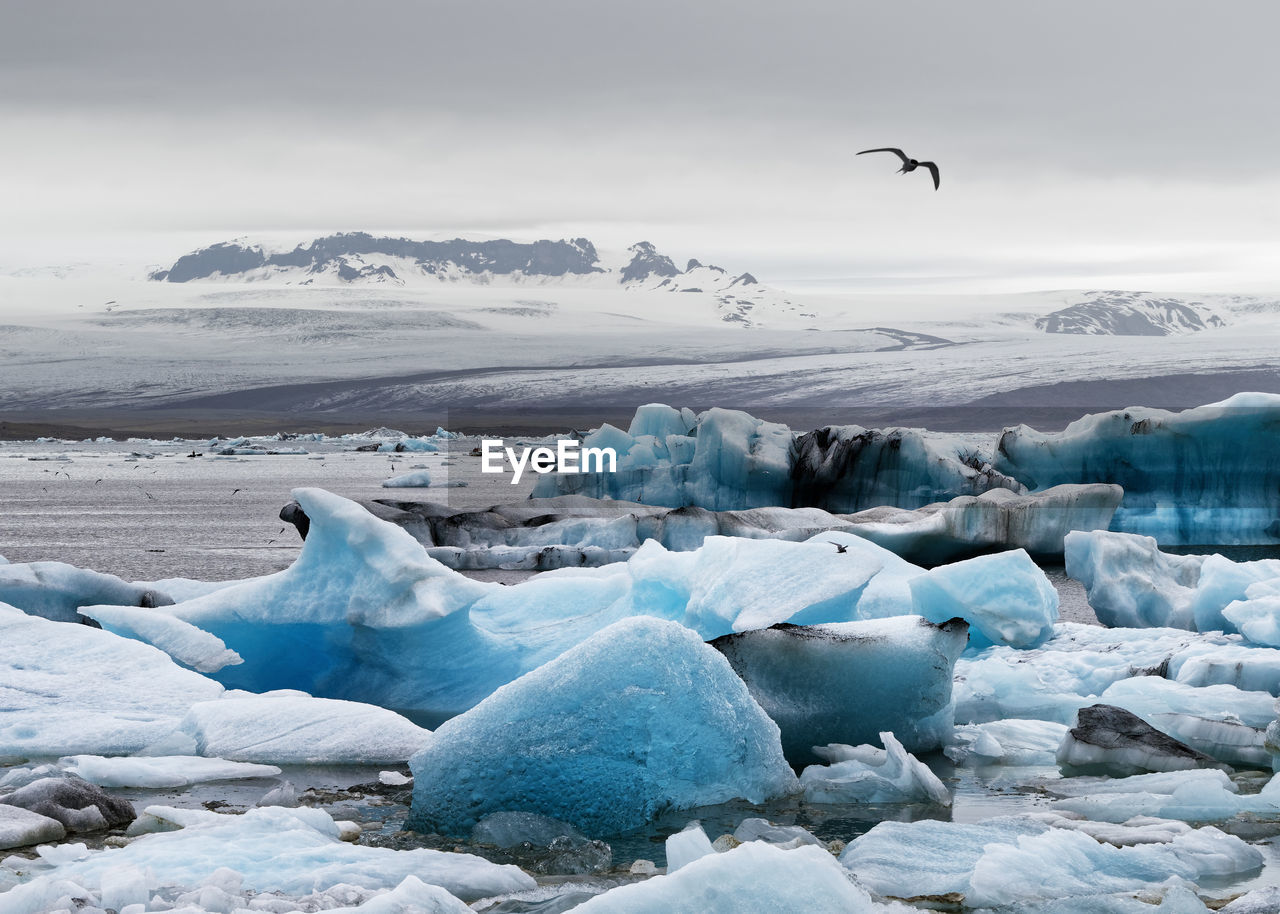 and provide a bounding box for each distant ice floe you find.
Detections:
[373,482,1120,569]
